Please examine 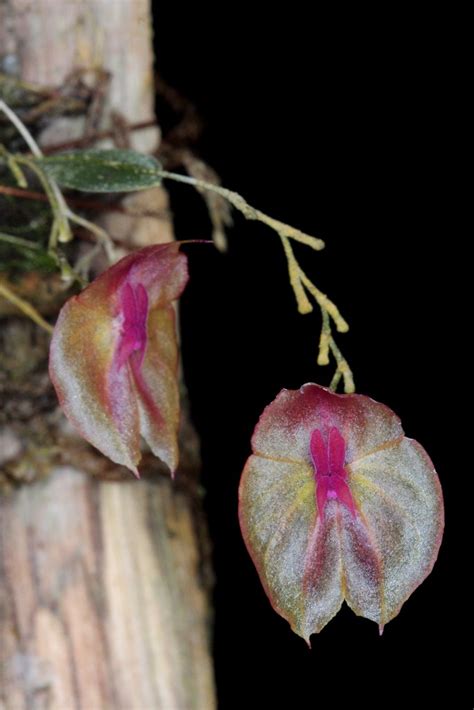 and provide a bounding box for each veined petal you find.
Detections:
[347,437,444,628]
[251,383,404,465]
[239,383,444,639]
[49,291,141,473]
[49,243,188,475]
[238,456,335,641]
[85,243,188,311]
[131,306,180,474]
